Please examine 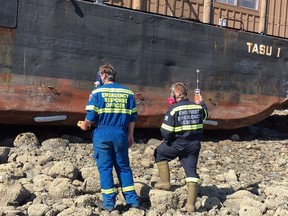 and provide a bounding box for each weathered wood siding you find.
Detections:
[105,0,288,39]
[266,0,288,38]
[107,0,204,21]
[212,2,260,32]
